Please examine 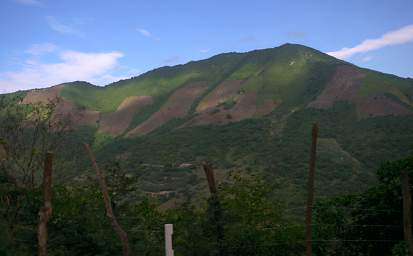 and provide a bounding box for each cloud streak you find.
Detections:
[14,0,41,6]
[0,50,124,93]
[46,16,79,35]
[25,43,57,55]
[328,24,413,59]
[138,28,151,37]
[137,28,160,41]
[361,56,374,62]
